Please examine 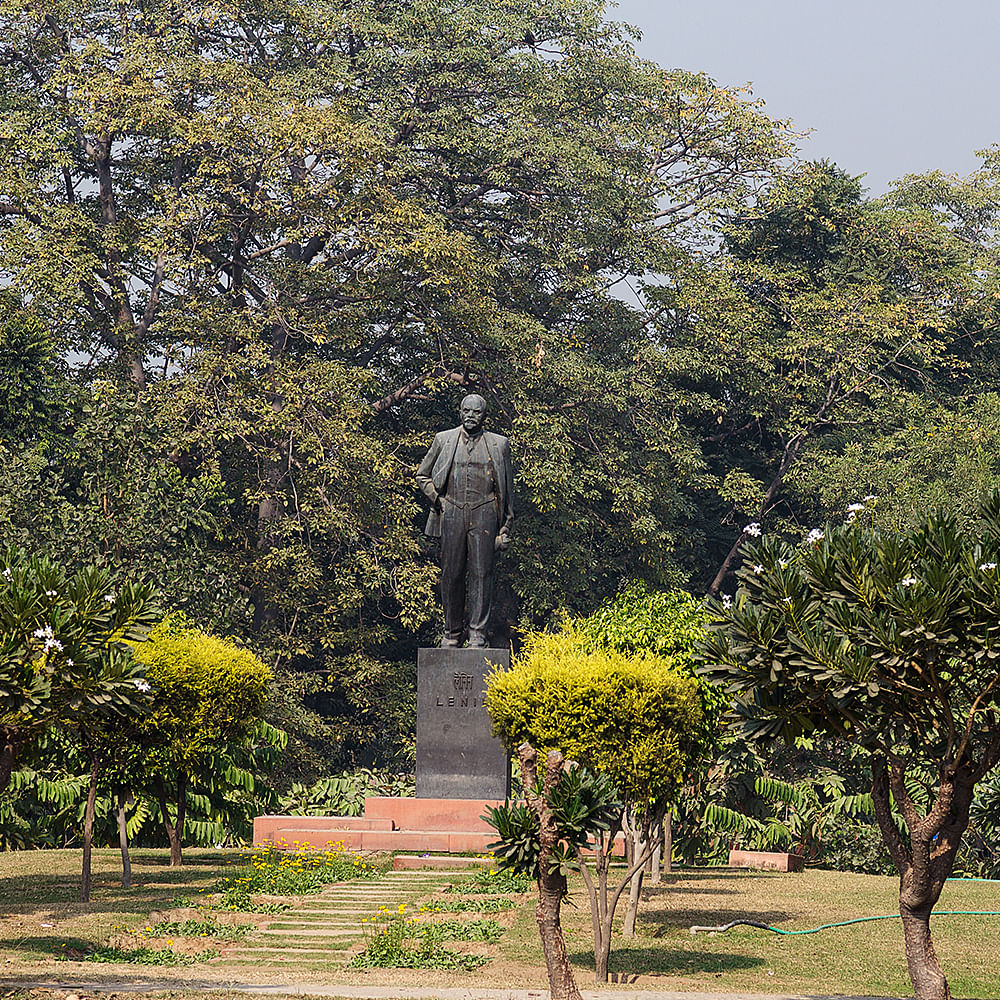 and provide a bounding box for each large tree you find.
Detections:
[645,161,987,592]
[0,0,795,766]
[699,499,1000,1000]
